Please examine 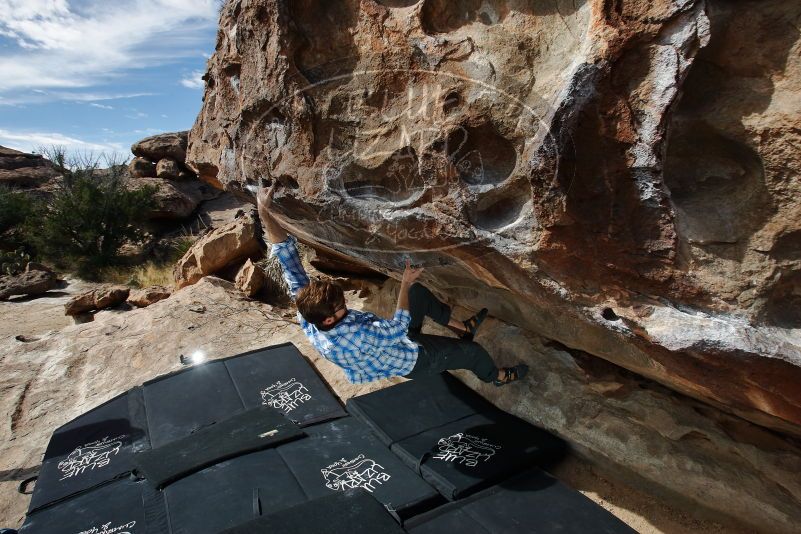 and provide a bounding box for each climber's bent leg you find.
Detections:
[405,334,498,383]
